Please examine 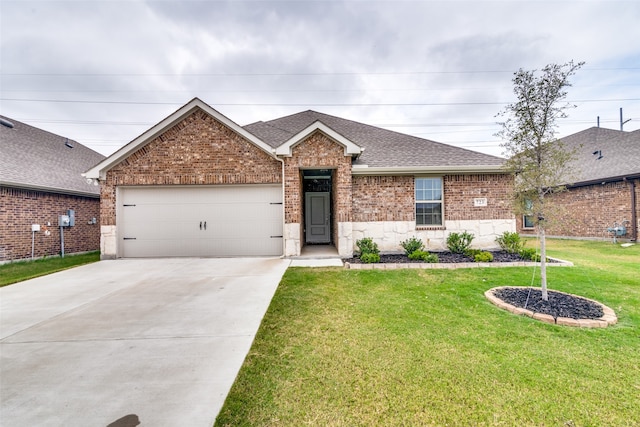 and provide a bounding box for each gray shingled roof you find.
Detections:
[558,127,640,185]
[244,110,504,168]
[0,116,105,196]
